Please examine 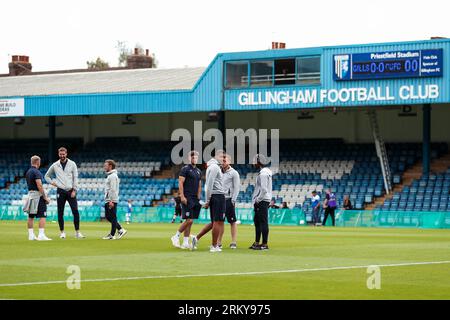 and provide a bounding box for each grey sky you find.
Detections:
[1,0,448,73]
